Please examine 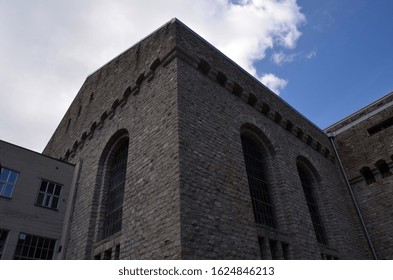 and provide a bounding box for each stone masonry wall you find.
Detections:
[43,21,182,259]
[175,21,370,259]
[332,105,393,259]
